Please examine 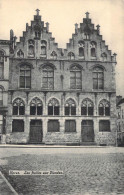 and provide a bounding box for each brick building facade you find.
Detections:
[4,10,117,145]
